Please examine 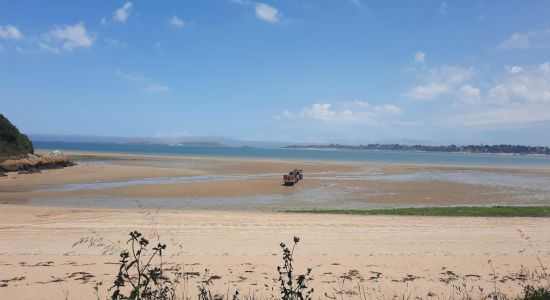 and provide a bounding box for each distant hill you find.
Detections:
[29,134,288,148]
[0,114,34,160]
[125,141,229,147]
[284,143,550,155]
